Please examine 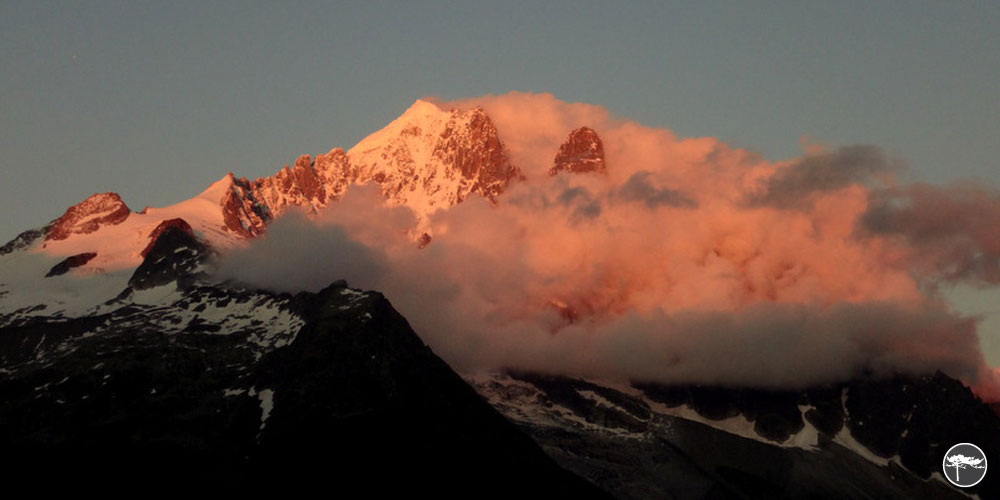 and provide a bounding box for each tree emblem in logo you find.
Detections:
[942,442,988,488]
